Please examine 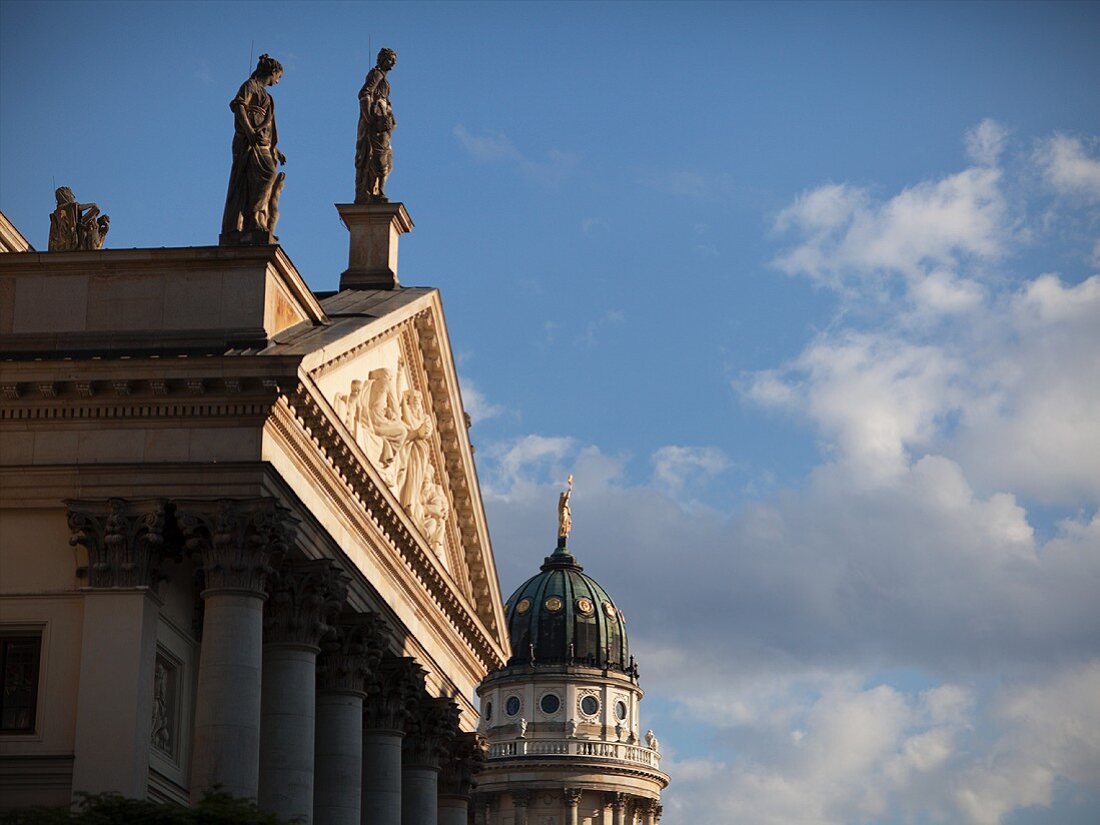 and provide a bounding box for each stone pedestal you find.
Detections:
[336,202,413,290]
[220,228,277,246]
